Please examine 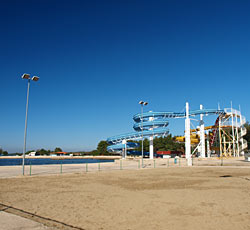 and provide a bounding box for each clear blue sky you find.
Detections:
[0,0,250,153]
